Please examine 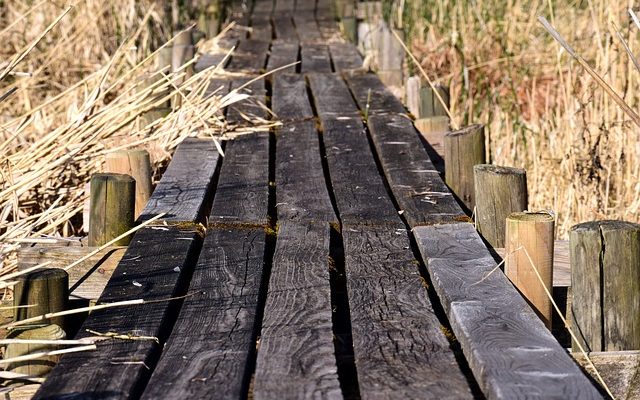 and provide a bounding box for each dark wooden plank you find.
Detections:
[253,222,341,398]
[344,71,406,114]
[267,39,299,73]
[276,120,336,224]
[274,0,295,13]
[367,113,467,226]
[273,15,298,40]
[413,223,604,399]
[34,226,202,400]
[227,77,269,124]
[272,73,313,121]
[250,16,272,40]
[343,225,473,398]
[301,44,332,73]
[139,138,219,223]
[253,0,274,15]
[329,42,363,72]
[141,227,266,399]
[320,116,401,227]
[294,13,323,44]
[226,39,270,74]
[210,132,270,226]
[307,72,360,118]
[295,1,316,12]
